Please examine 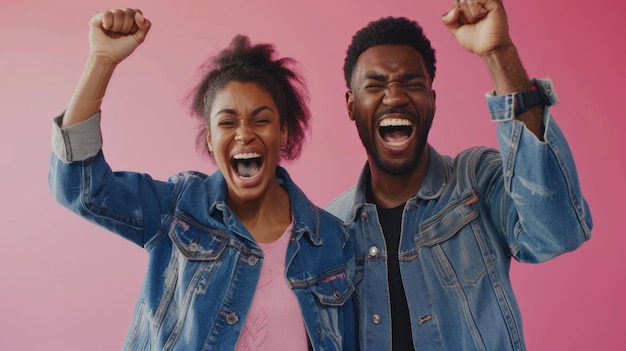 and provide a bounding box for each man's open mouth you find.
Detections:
[379,118,414,147]
[232,152,264,178]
